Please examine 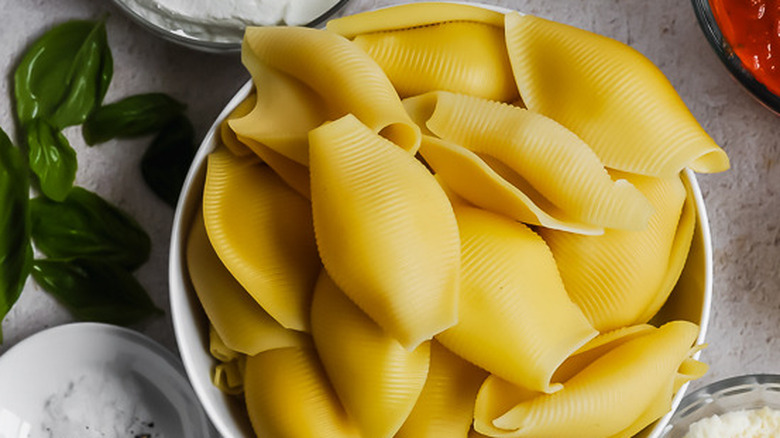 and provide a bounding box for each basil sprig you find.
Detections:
[32,258,163,325]
[14,20,112,129]
[31,187,151,271]
[0,129,33,343]
[26,119,78,202]
[83,93,186,145]
[141,115,196,207]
